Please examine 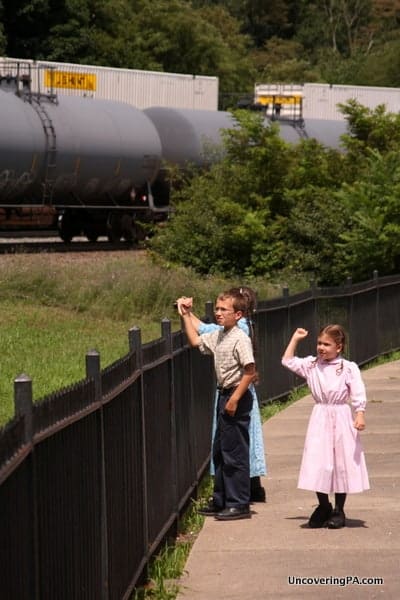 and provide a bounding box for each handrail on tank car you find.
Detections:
[0,60,58,104]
